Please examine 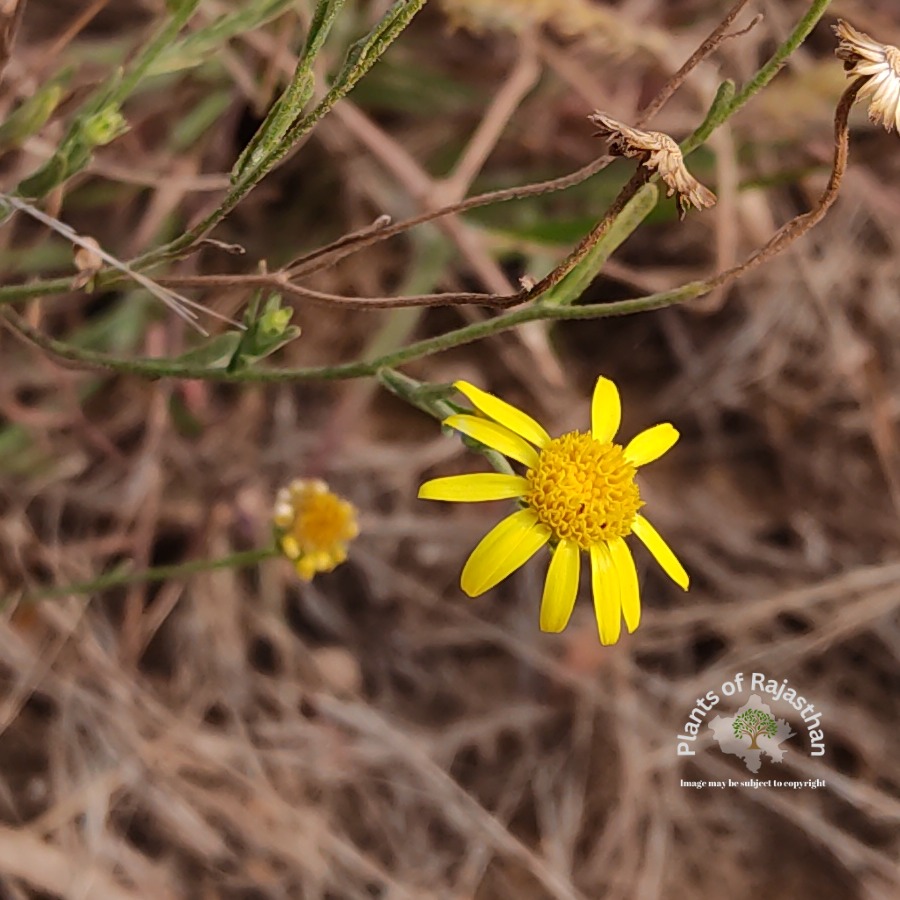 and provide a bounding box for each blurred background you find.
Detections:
[0,1,898,898]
